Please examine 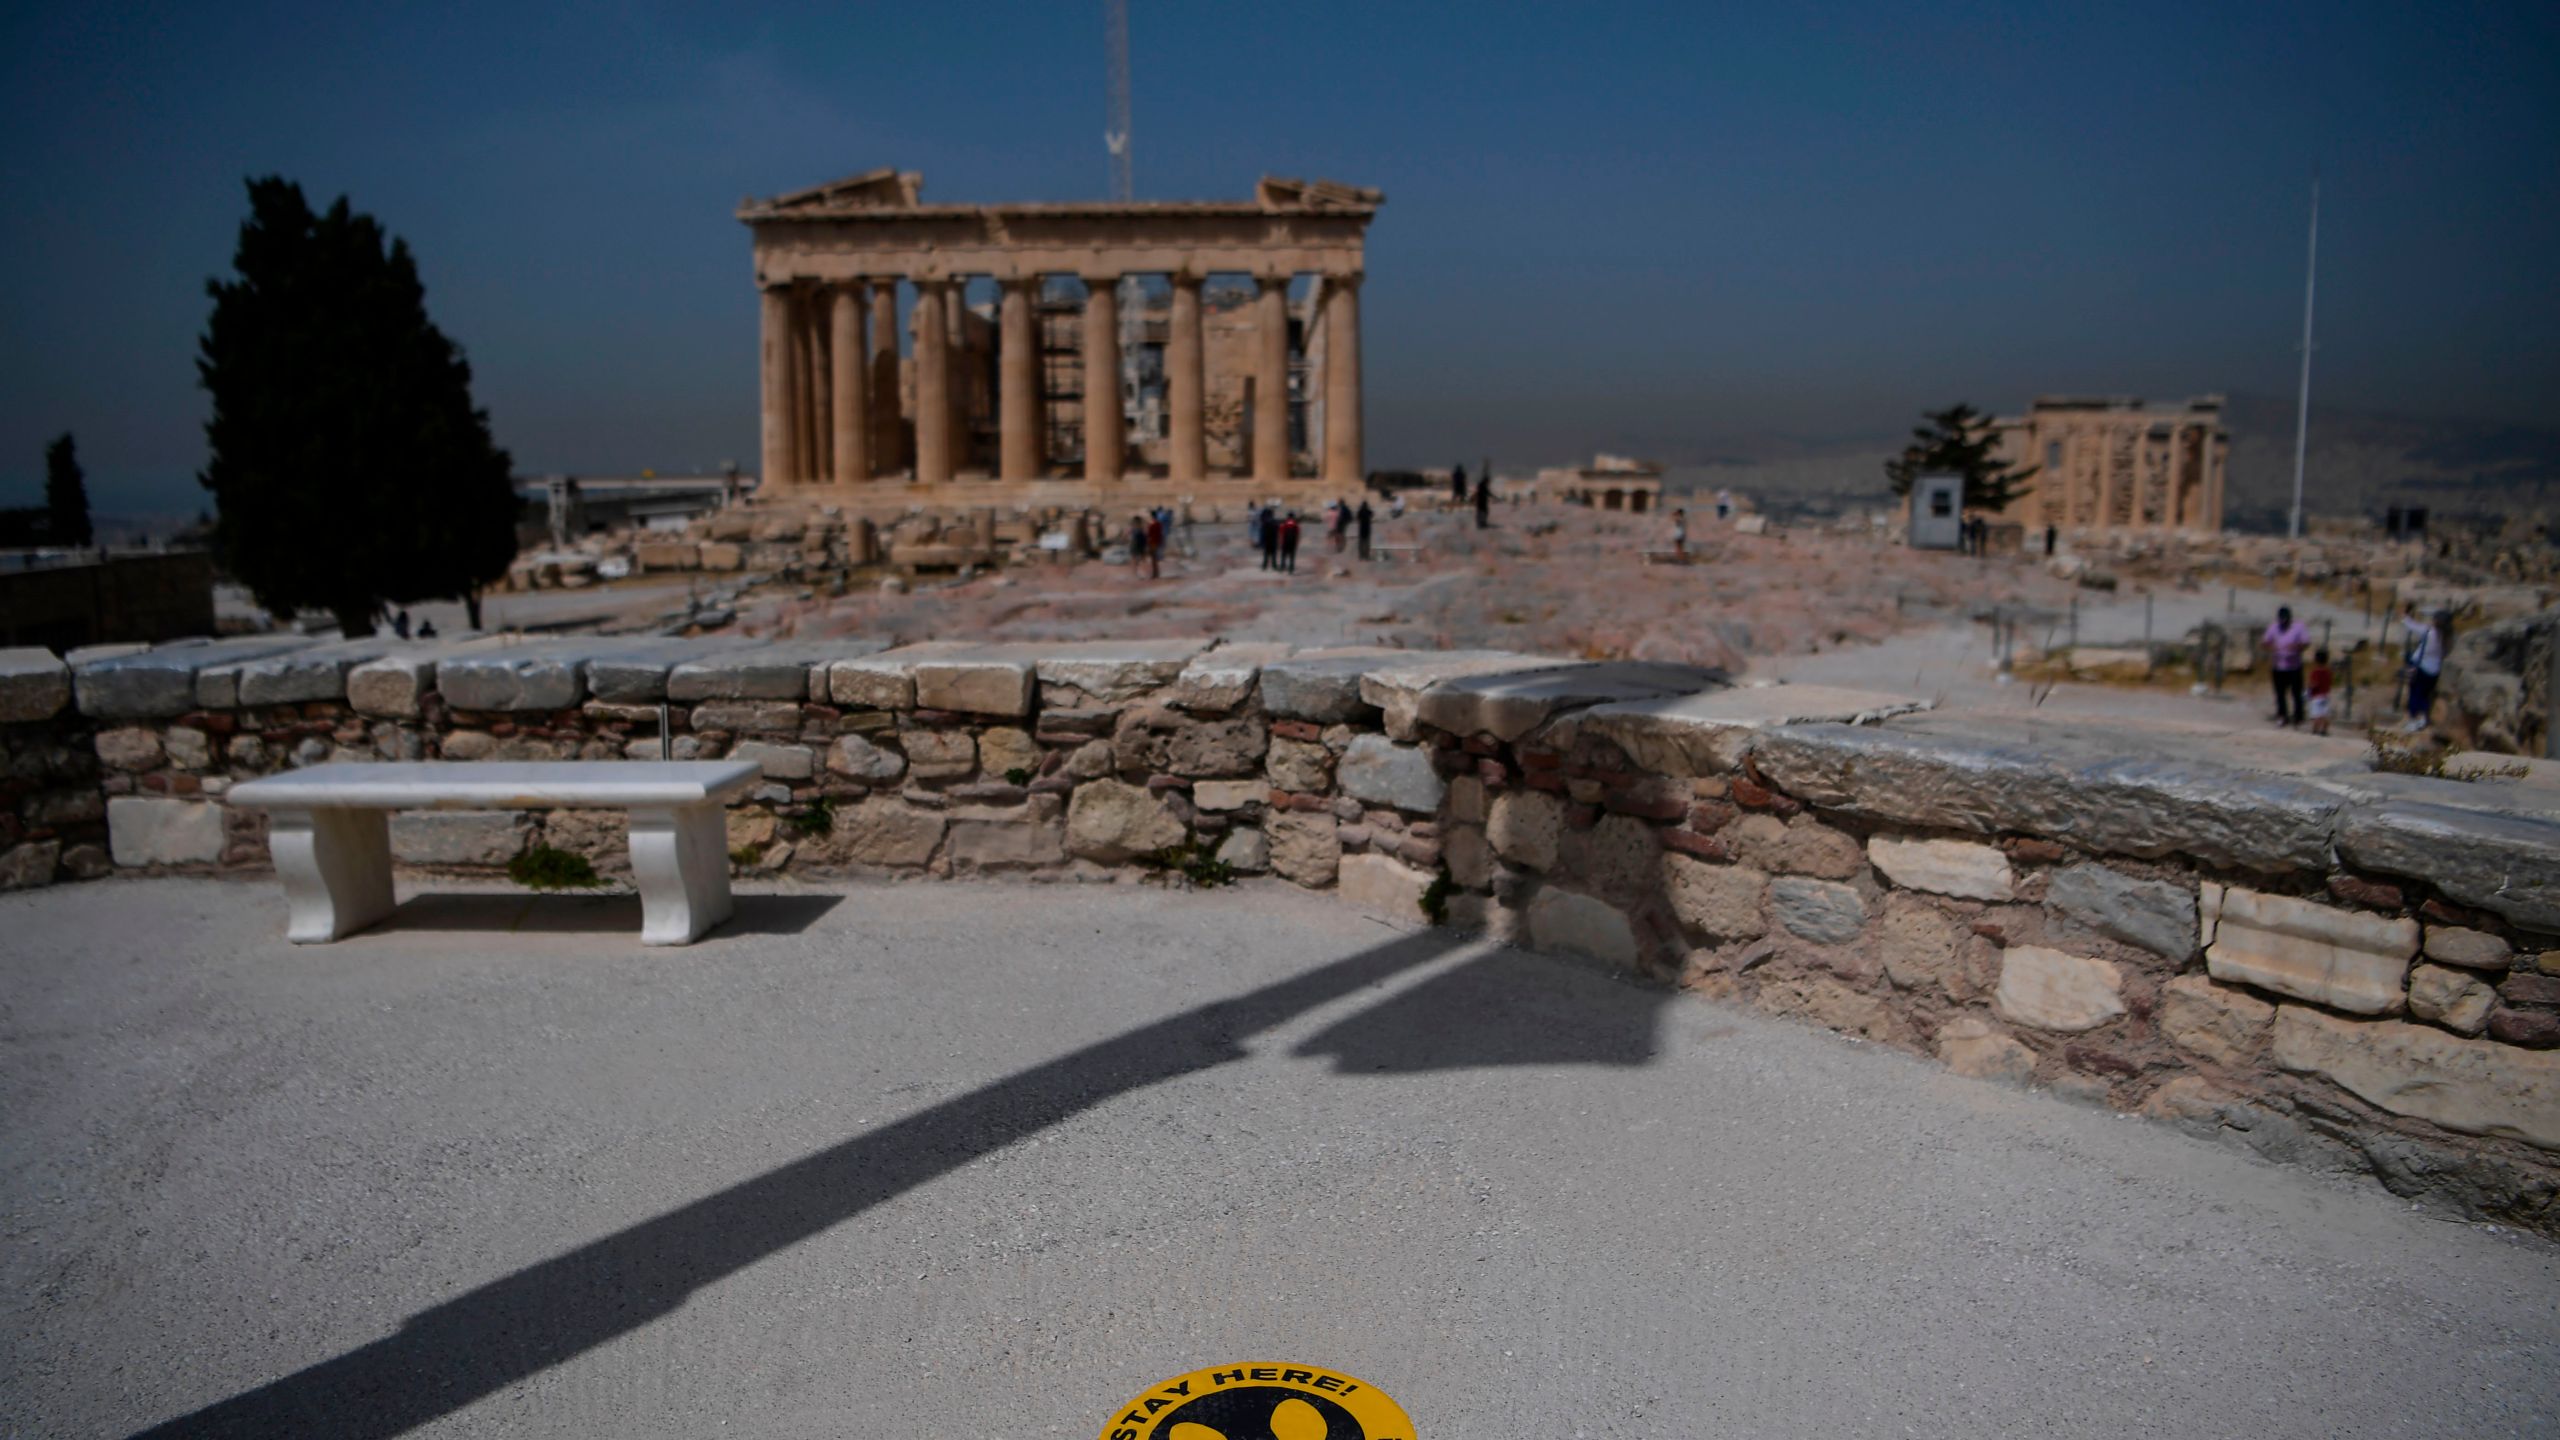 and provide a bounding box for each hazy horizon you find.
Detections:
[5,2,2555,519]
